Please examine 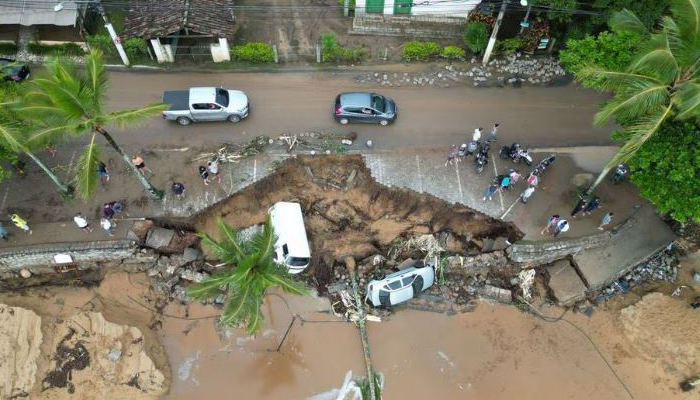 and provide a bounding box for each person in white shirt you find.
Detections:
[490,123,499,141]
[100,217,115,236]
[521,186,535,203]
[73,213,93,233]
[473,127,483,142]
